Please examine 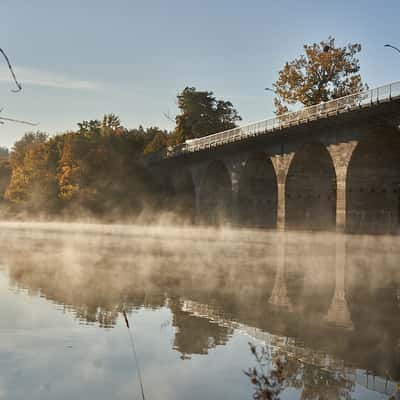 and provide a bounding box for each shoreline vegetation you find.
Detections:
[0,86,241,221]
